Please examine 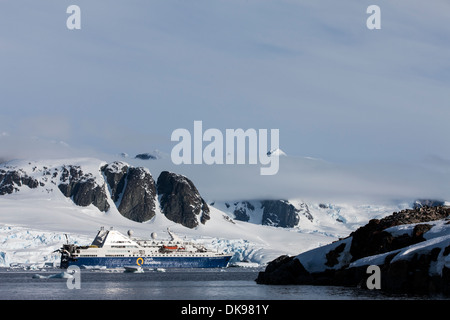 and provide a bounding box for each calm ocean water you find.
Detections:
[0,267,441,300]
